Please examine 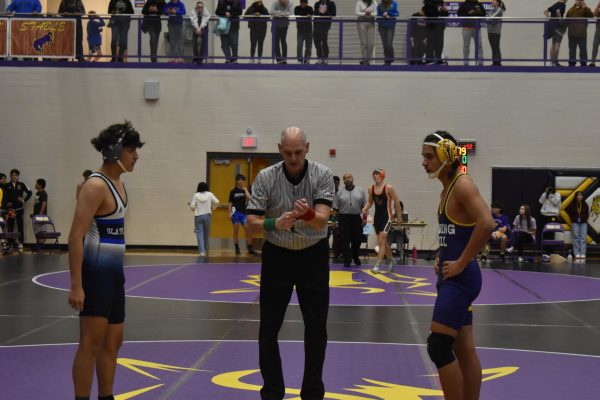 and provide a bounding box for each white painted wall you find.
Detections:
[0,67,598,250]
